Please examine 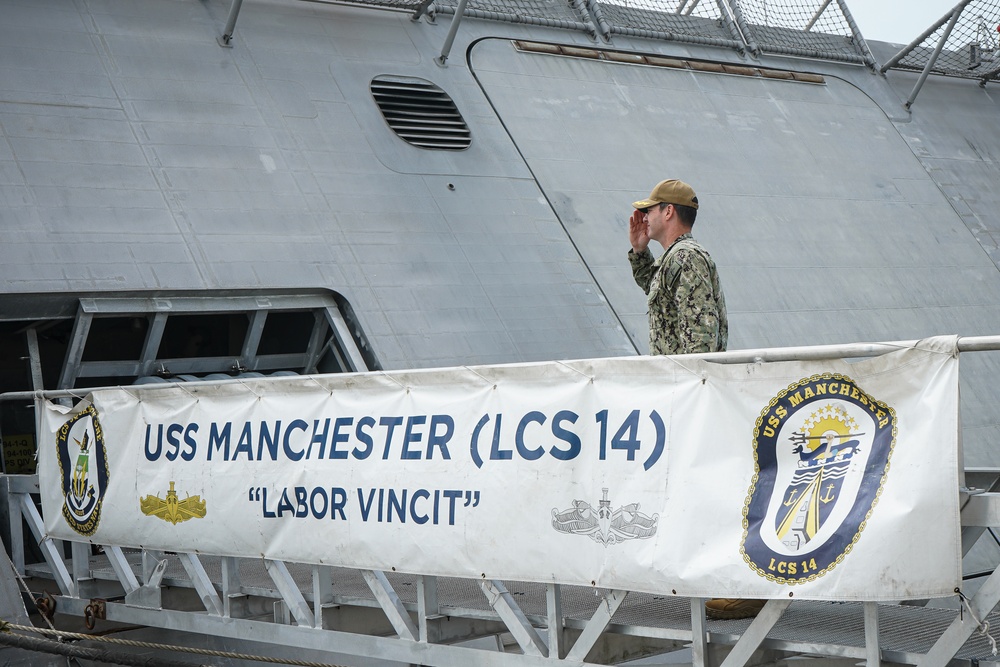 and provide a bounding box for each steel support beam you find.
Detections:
[864,601,881,667]
[881,0,976,73]
[265,559,313,627]
[565,589,627,662]
[143,549,166,583]
[834,0,877,70]
[80,354,314,379]
[680,0,701,15]
[241,310,267,371]
[218,0,244,47]
[435,0,470,67]
[312,565,332,629]
[547,583,564,660]
[324,306,369,372]
[960,492,1000,526]
[38,294,361,382]
[179,552,223,616]
[917,566,1000,667]
[904,8,962,109]
[804,0,833,31]
[17,493,74,596]
[363,569,417,641]
[25,328,44,391]
[2,476,37,574]
[51,595,599,667]
[7,492,22,574]
[222,556,244,618]
[56,307,92,391]
[139,312,168,378]
[690,598,708,667]
[688,335,1000,365]
[418,575,440,642]
[718,599,792,667]
[302,311,329,374]
[481,579,547,658]
[721,0,759,56]
[71,542,91,589]
[104,545,140,594]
